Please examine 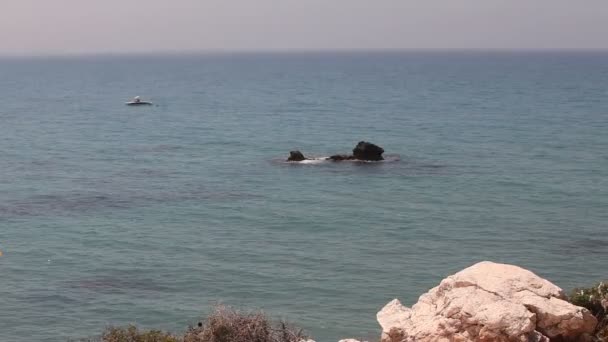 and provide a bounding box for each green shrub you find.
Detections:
[569,281,608,341]
[184,306,307,342]
[77,307,307,342]
[73,325,180,342]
